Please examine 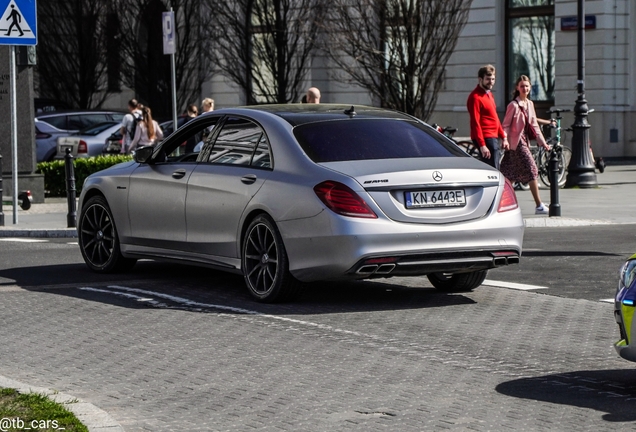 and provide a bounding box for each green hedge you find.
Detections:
[36,155,133,197]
